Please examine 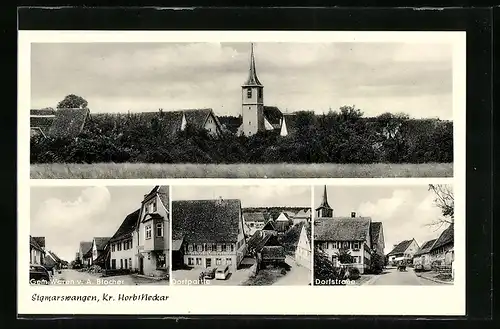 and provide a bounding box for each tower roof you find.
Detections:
[316,185,332,210]
[243,43,263,87]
